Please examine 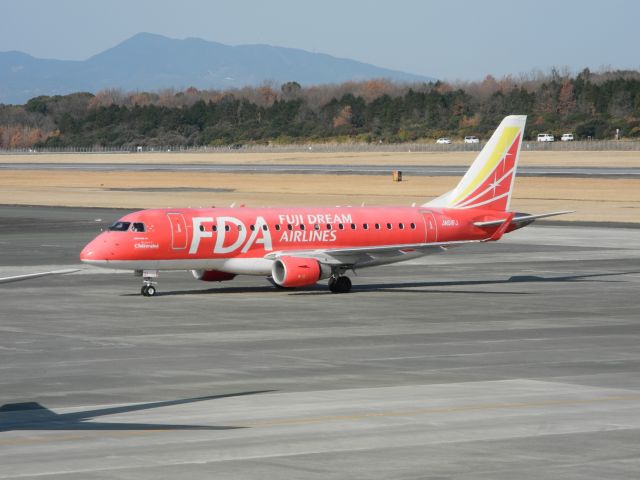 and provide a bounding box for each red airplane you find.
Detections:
[80,115,571,296]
